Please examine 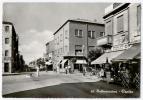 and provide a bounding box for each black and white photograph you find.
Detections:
[1,1,142,98]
